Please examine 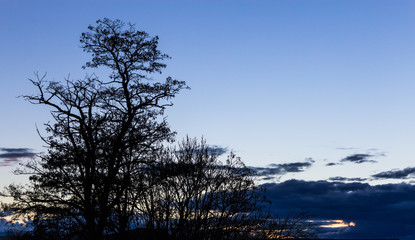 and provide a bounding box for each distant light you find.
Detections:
[1,216,26,225]
[319,219,356,228]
